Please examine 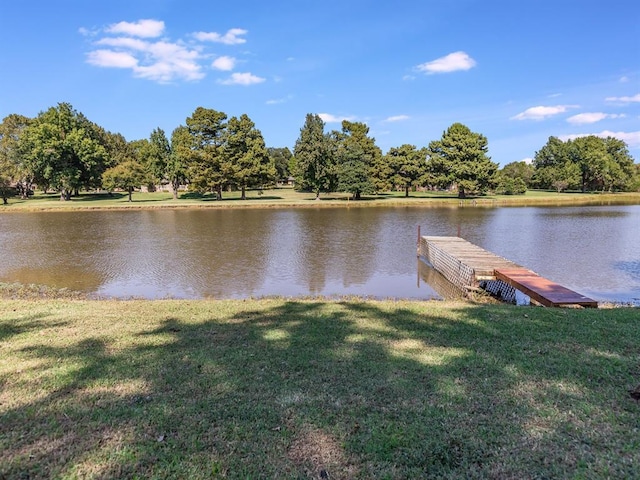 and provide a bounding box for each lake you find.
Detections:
[1,204,639,303]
